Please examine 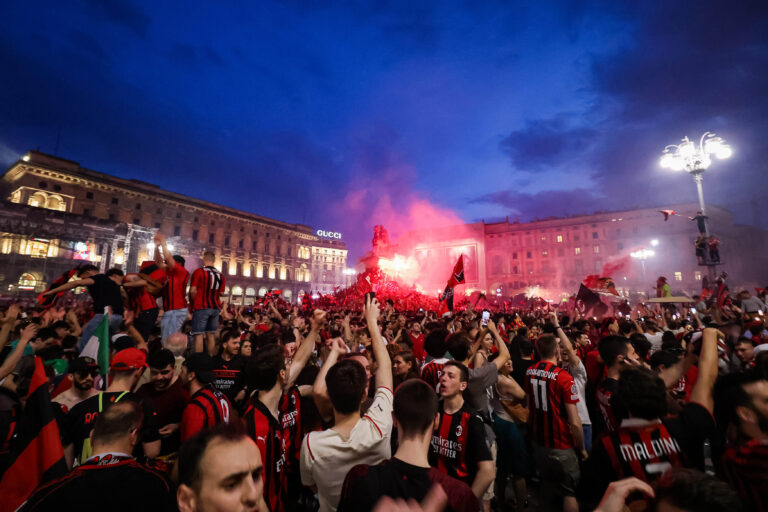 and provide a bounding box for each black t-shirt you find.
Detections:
[20,454,175,511]
[338,457,481,512]
[581,402,721,504]
[87,274,124,315]
[136,378,189,456]
[66,391,159,464]
[429,402,492,485]
[212,355,245,401]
